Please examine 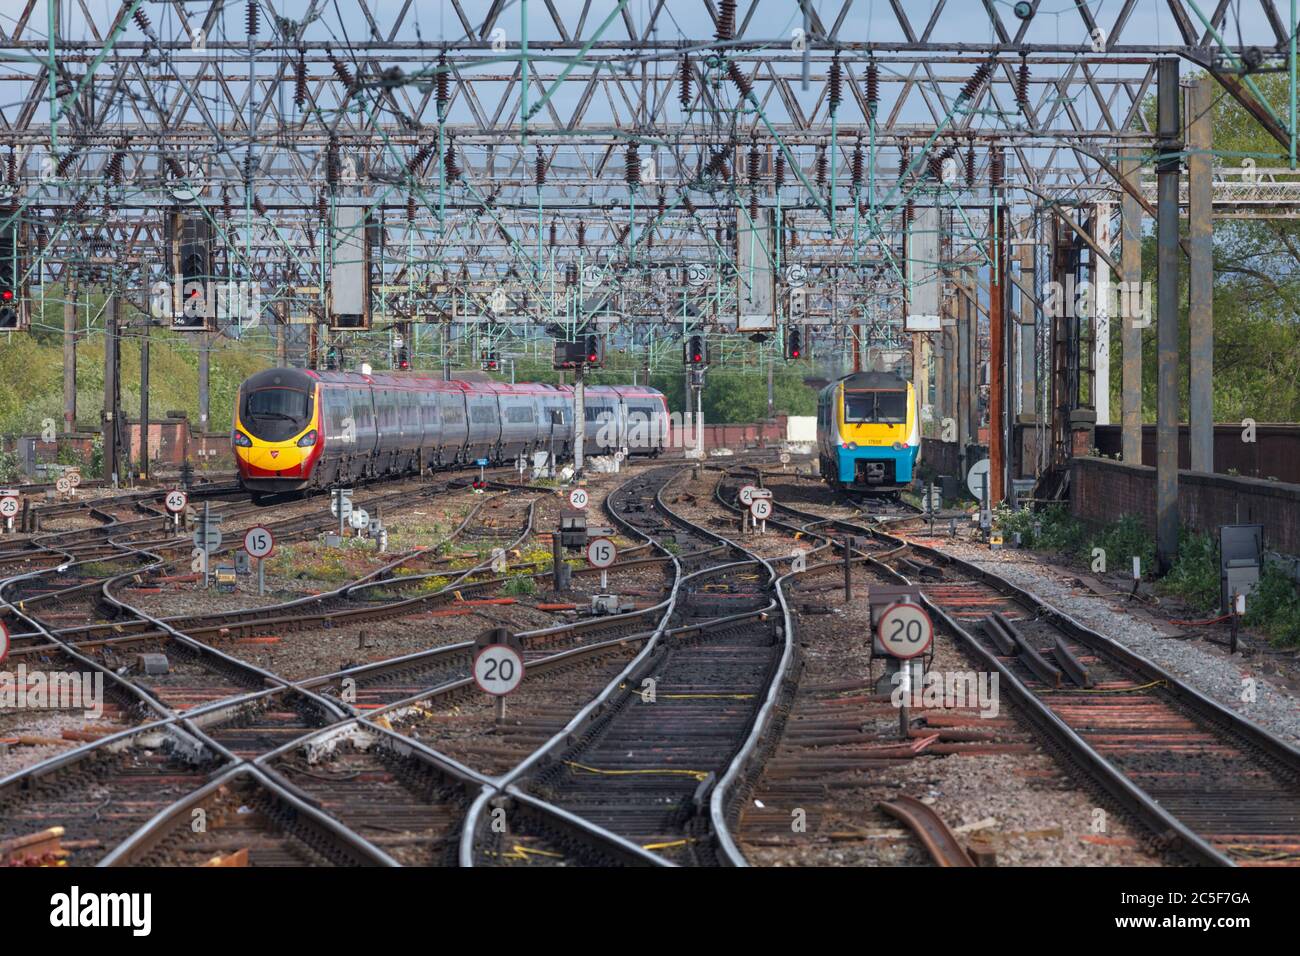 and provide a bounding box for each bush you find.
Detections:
[1092,515,1157,579]
[993,503,1085,554]
[1245,564,1300,647]
[1160,529,1220,612]
[502,575,536,596]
